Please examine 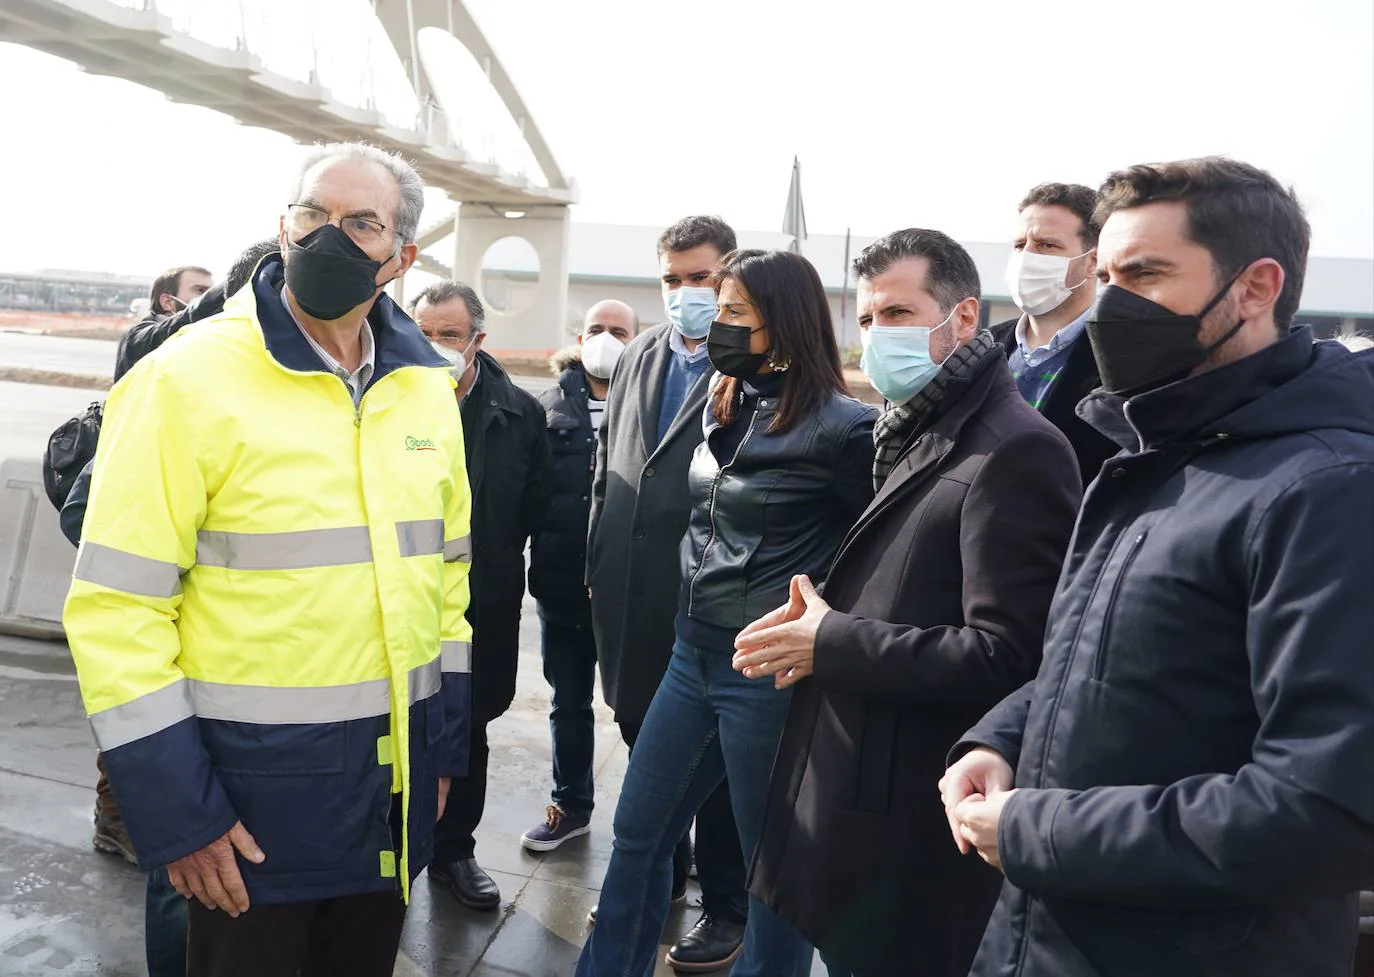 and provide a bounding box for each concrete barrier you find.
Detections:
[0,456,74,640]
